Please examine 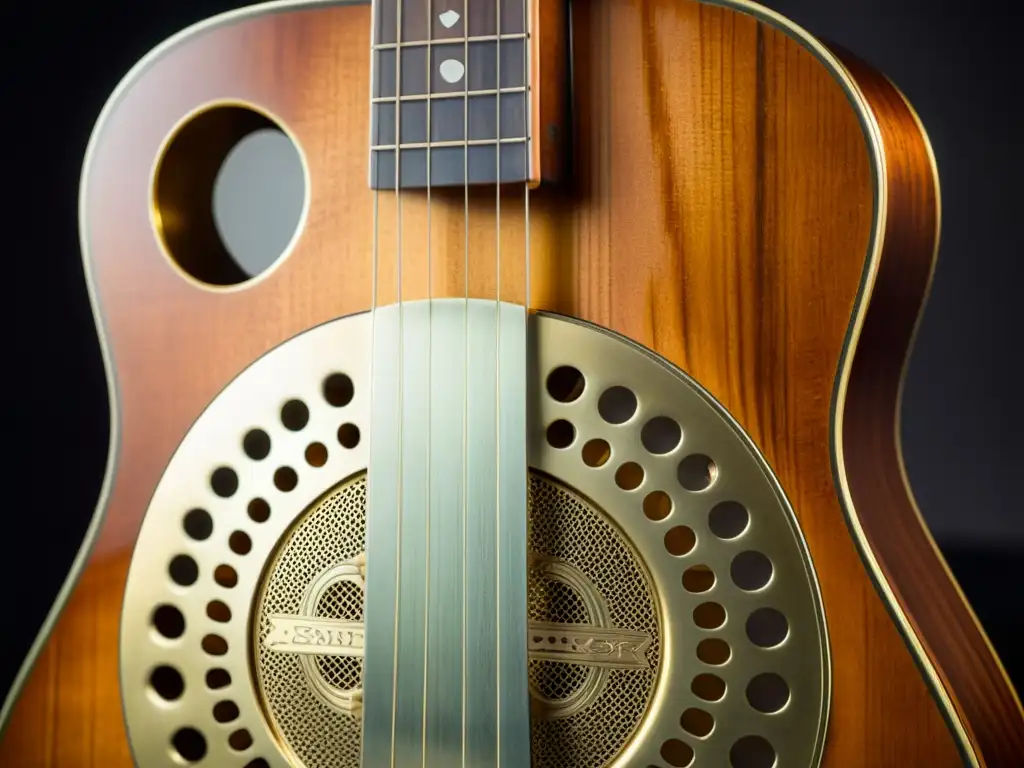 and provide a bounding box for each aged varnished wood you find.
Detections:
[2,0,1021,765]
